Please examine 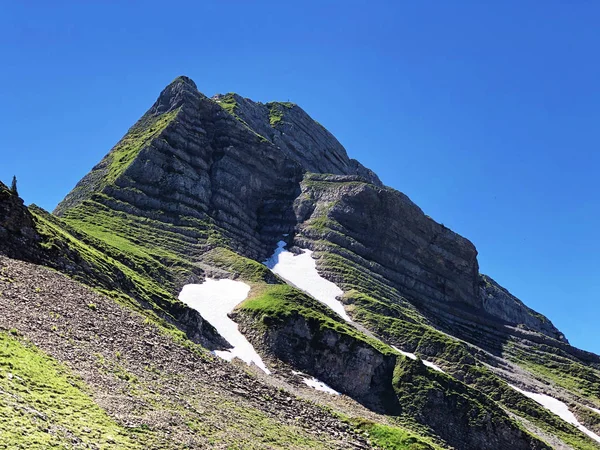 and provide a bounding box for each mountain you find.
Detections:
[1,76,599,449]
